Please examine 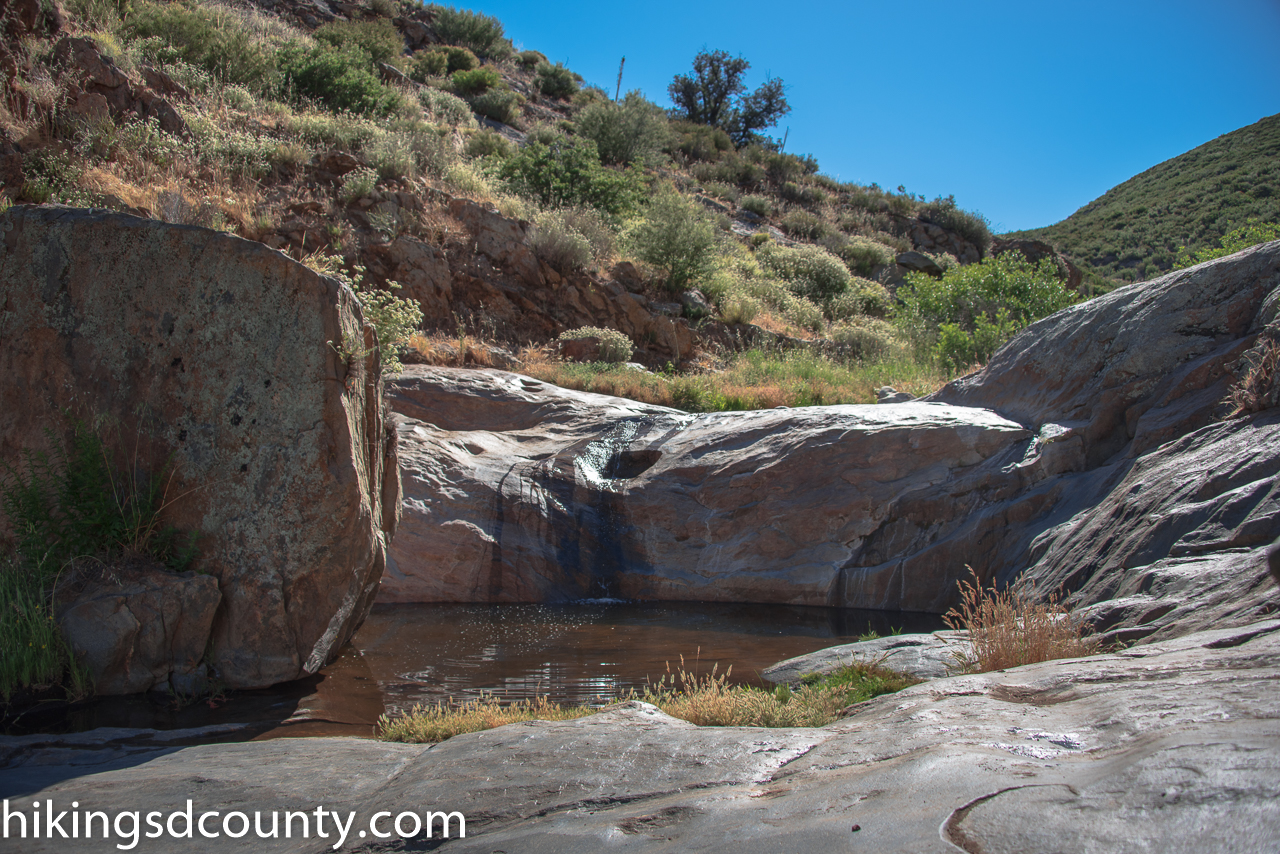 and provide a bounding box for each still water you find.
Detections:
[11,602,945,739]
